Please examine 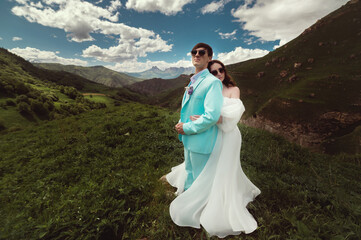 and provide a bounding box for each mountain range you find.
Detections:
[34,63,142,88]
[126,66,194,79]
